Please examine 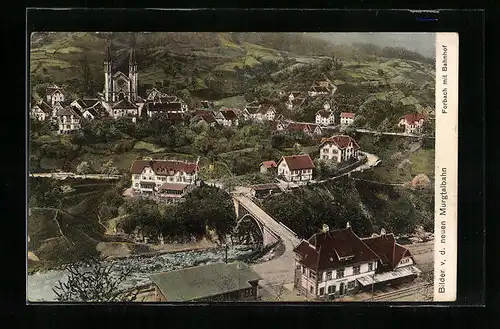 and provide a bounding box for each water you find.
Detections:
[27,245,256,302]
